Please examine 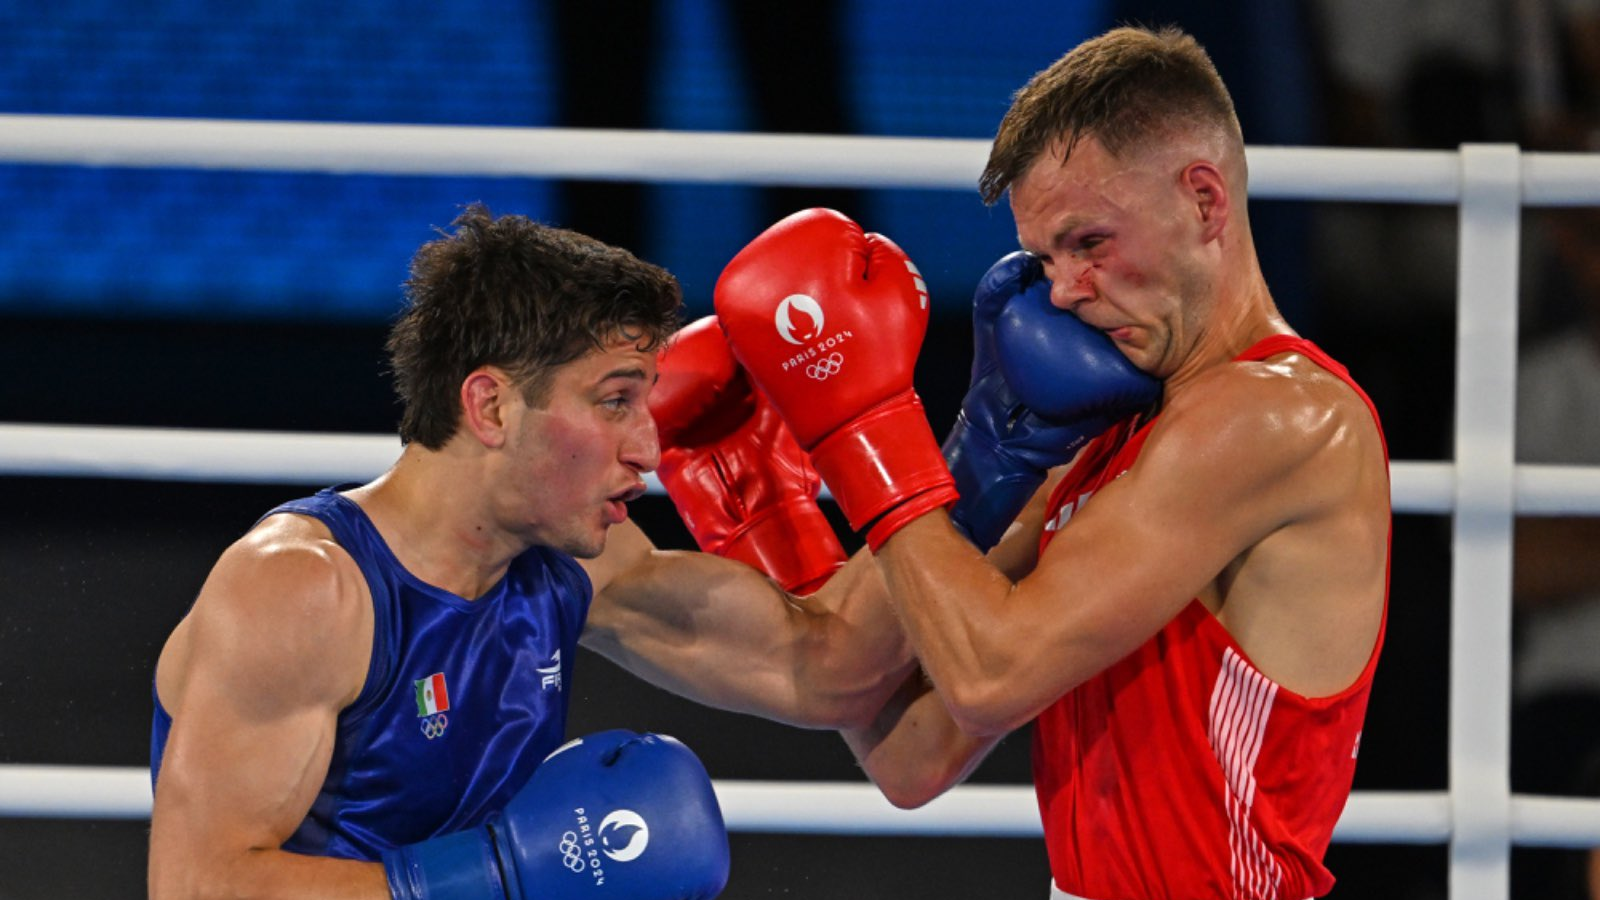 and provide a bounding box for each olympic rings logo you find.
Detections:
[419,713,449,739]
[806,352,844,381]
[558,832,586,872]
